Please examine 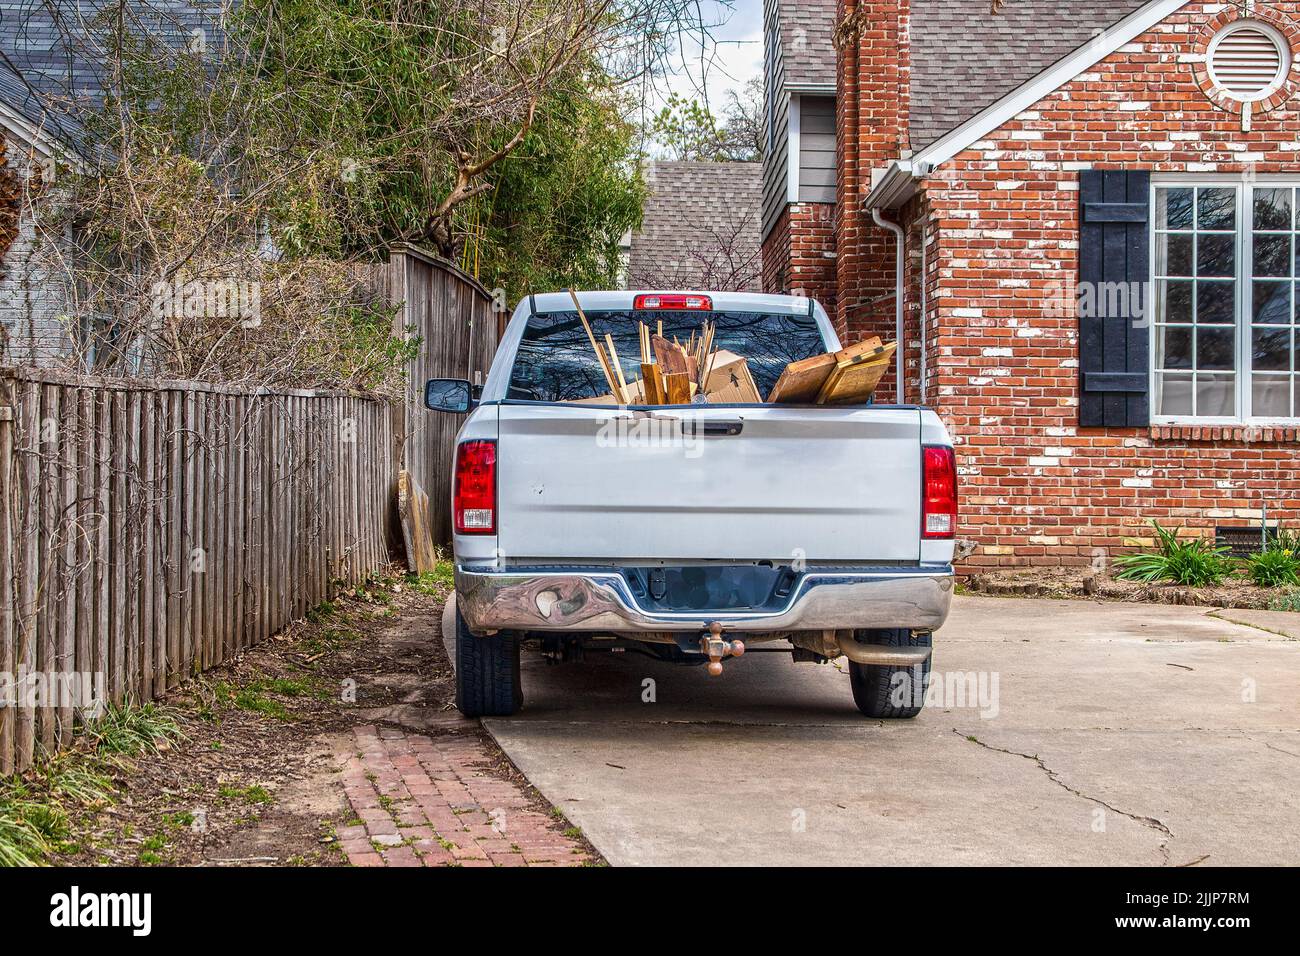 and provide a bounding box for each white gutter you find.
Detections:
[871,207,906,401]
[864,159,923,211]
